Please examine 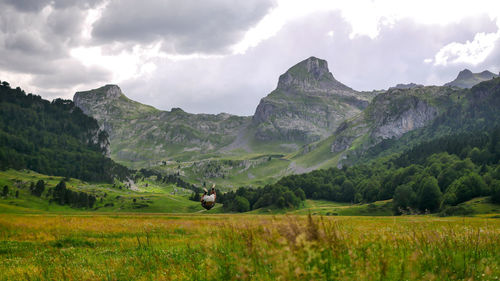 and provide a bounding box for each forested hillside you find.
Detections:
[0,81,130,182]
[221,126,500,214]
[358,77,500,164]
